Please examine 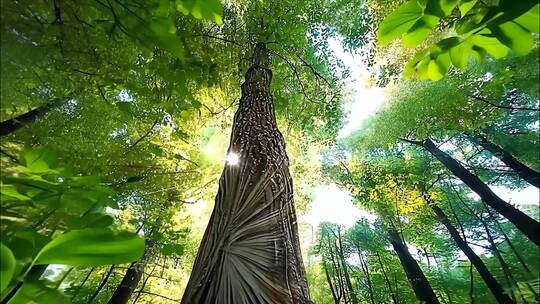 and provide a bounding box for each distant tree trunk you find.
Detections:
[387,227,440,304]
[467,133,540,188]
[323,262,341,304]
[429,203,514,304]
[181,43,309,303]
[336,227,358,304]
[88,265,115,303]
[376,251,398,304]
[469,263,475,304]
[421,138,540,246]
[106,261,144,304]
[357,248,375,304]
[0,100,62,137]
[71,267,95,300]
